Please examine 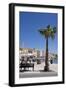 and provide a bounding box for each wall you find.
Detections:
[0,0,66,90]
